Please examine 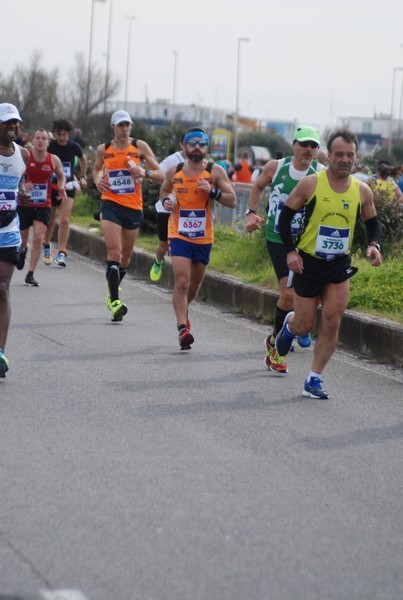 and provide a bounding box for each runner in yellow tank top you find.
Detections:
[160,127,236,350]
[275,129,382,400]
[93,110,163,322]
